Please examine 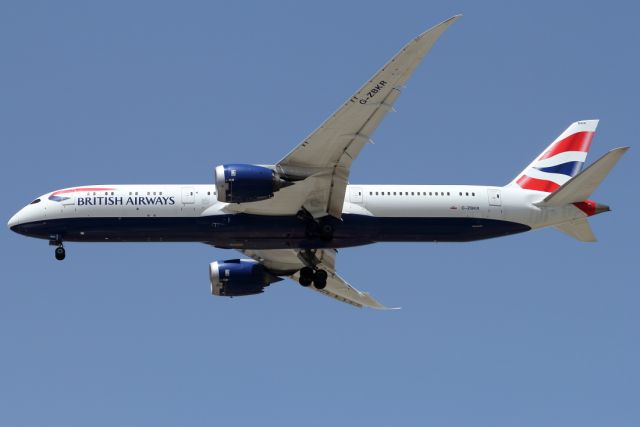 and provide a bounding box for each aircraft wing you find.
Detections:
[277,15,460,218]
[241,248,395,309]
[218,15,460,219]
